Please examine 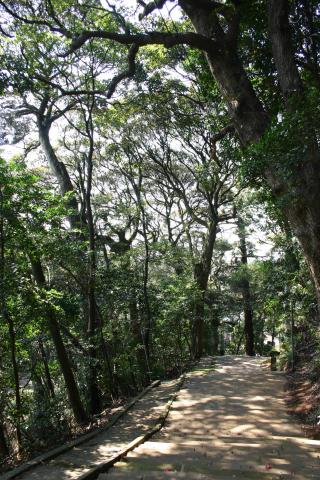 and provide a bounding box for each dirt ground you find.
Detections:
[104,356,320,479]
